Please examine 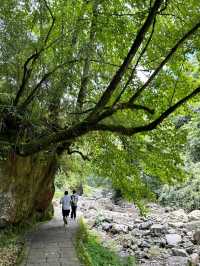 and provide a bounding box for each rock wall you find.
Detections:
[0,152,57,227]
